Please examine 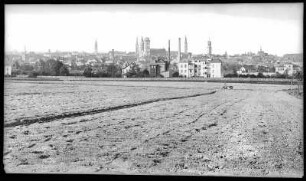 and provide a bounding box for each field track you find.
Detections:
[4,80,303,177]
